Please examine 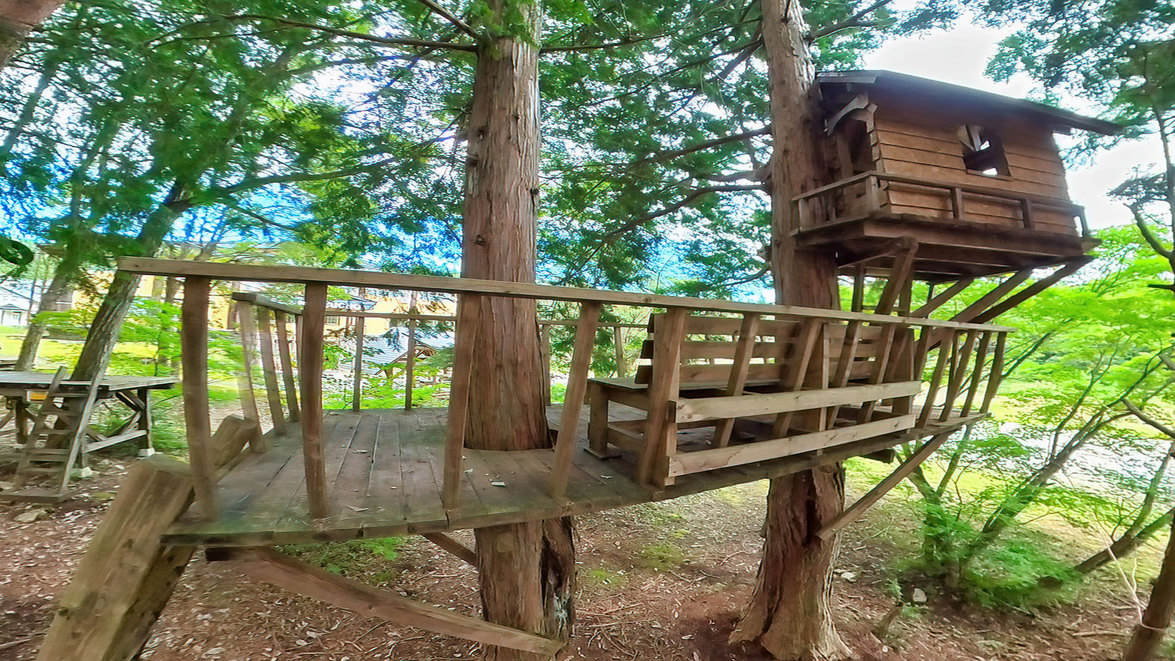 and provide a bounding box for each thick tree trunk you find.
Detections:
[0,0,65,68]
[731,1,849,659]
[461,3,574,659]
[1123,511,1175,660]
